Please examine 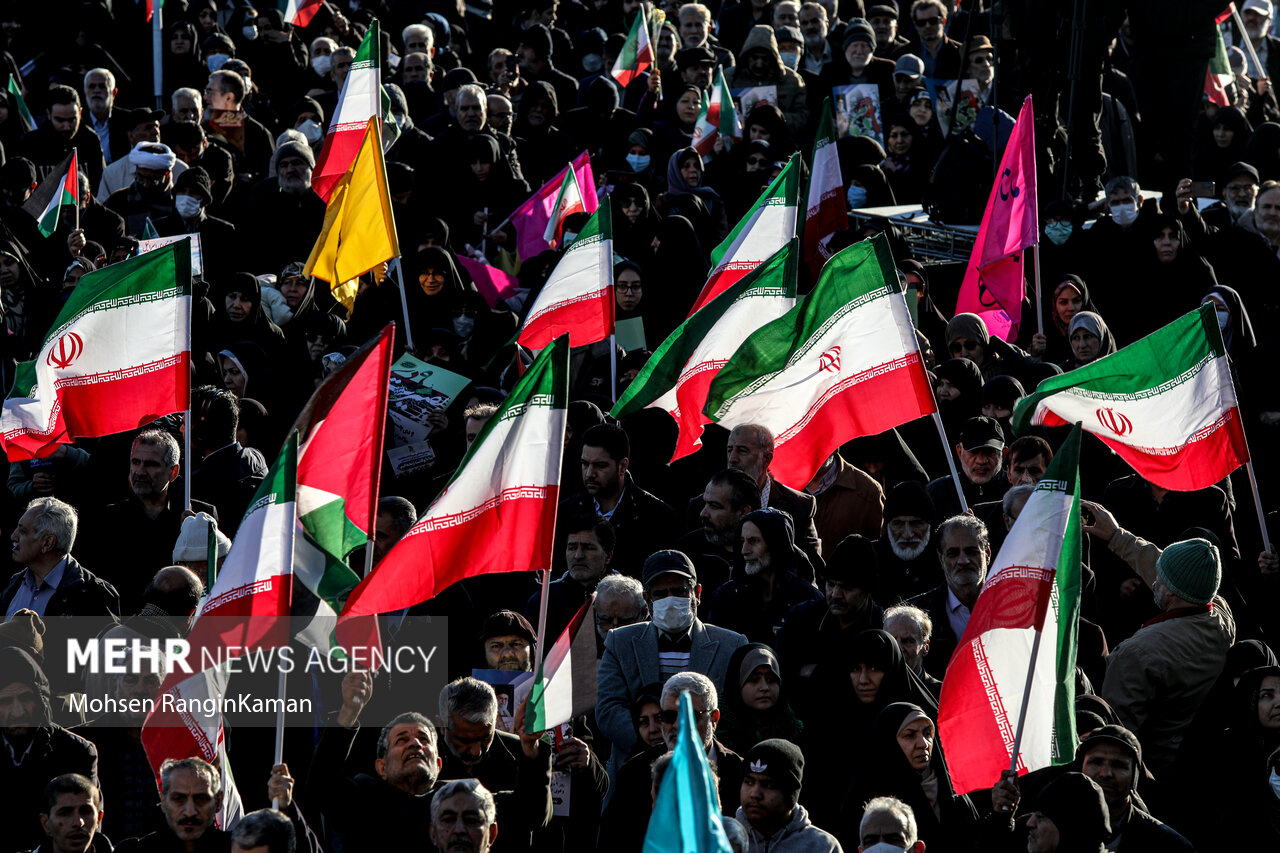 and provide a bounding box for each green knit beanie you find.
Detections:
[1155,538,1221,605]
